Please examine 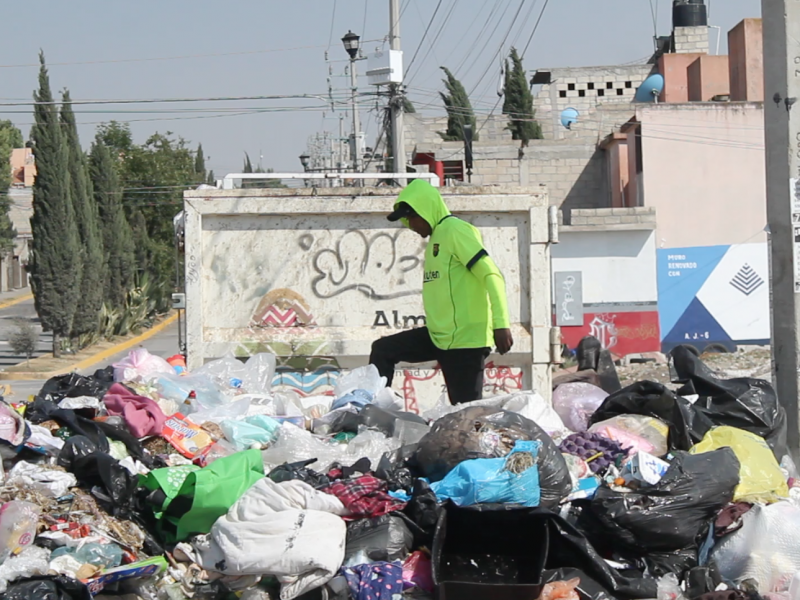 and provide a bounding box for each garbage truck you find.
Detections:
[182,177,559,413]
